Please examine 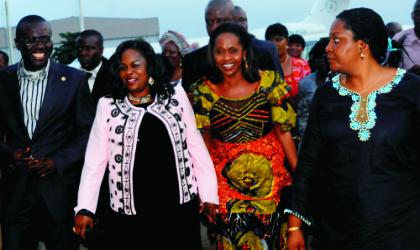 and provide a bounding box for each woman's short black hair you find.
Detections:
[288,34,306,49]
[108,40,174,104]
[265,23,288,41]
[309,38,329,60]
[336,8,388,63]
[208,23,260,84]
